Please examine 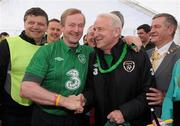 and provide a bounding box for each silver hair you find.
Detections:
[97,13,122,29]
[86,25,94,34]
[110,11,124,28]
